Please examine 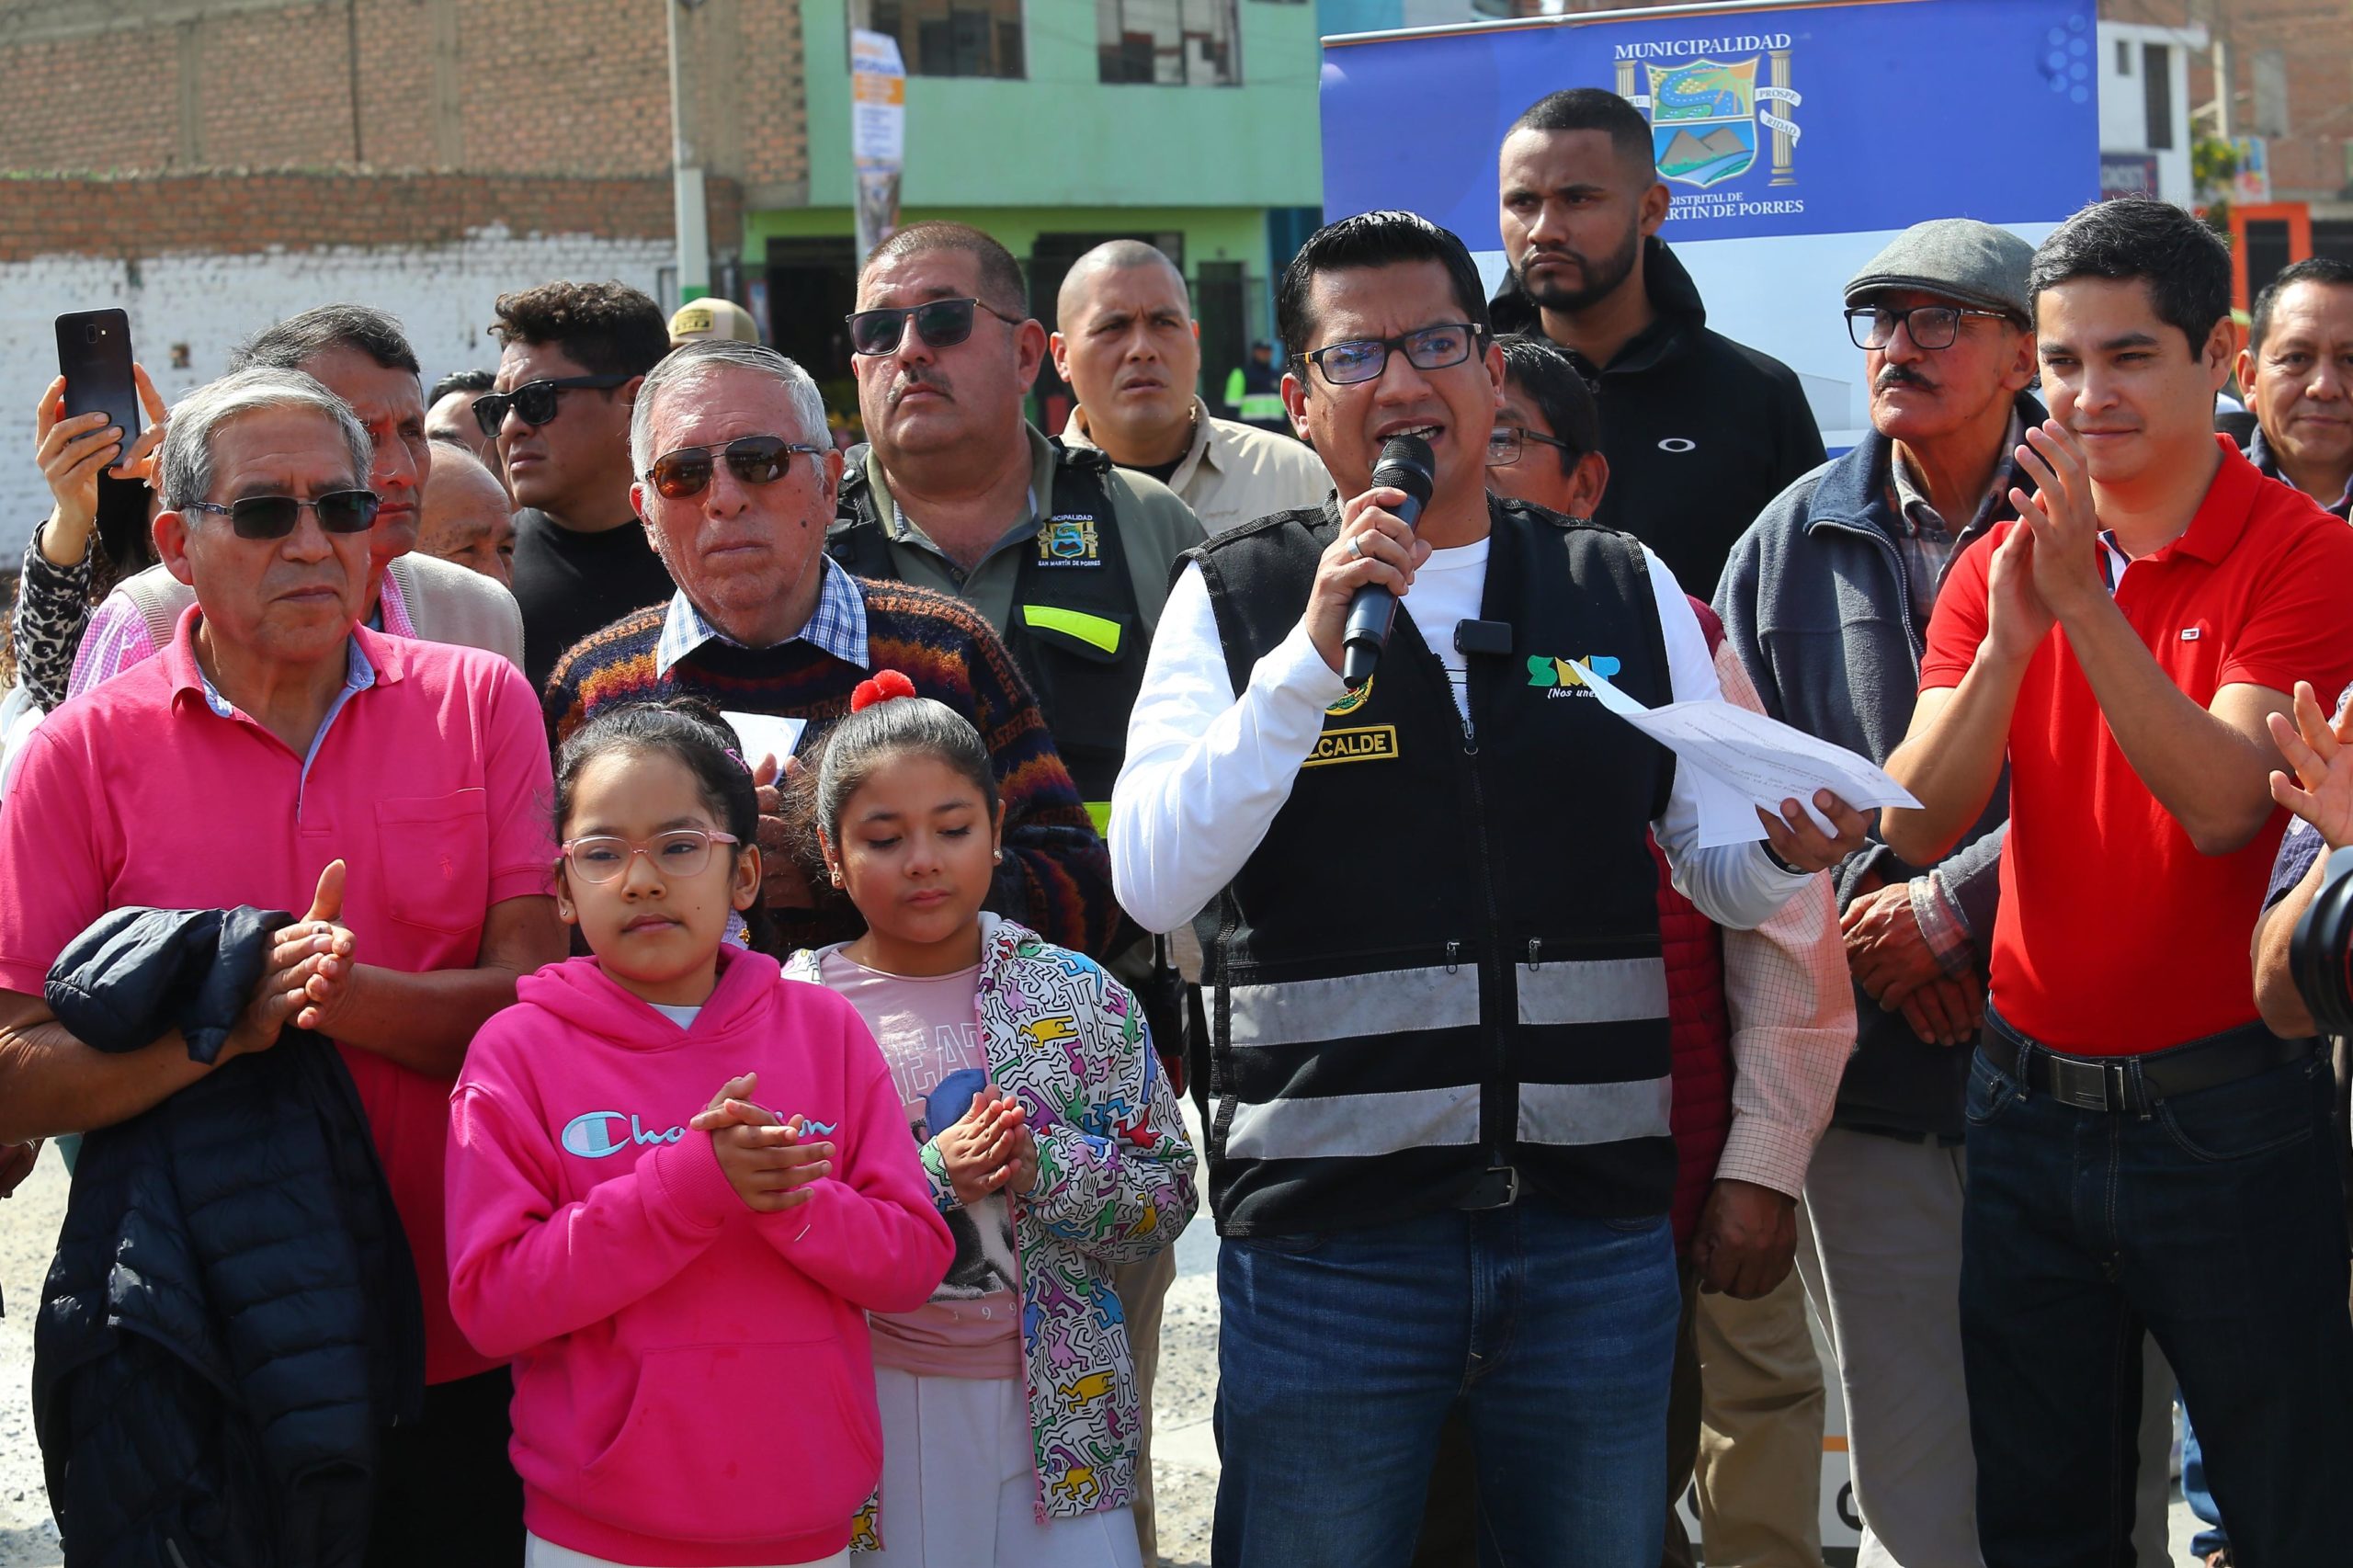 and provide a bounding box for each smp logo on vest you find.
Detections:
[1526,653,1620,699]
[561,1109,688,1159]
